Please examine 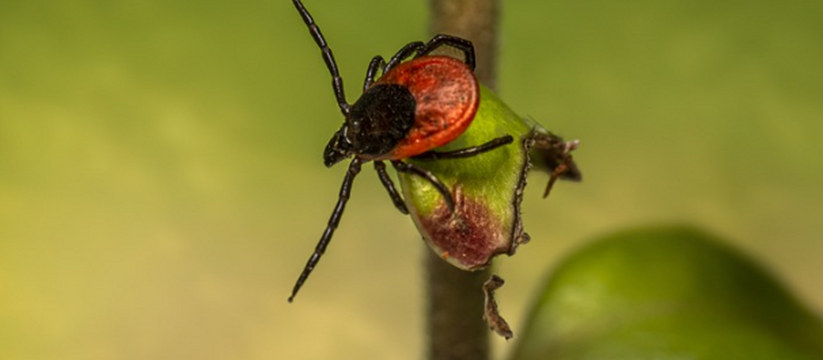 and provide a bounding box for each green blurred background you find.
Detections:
[1,0,821,359]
